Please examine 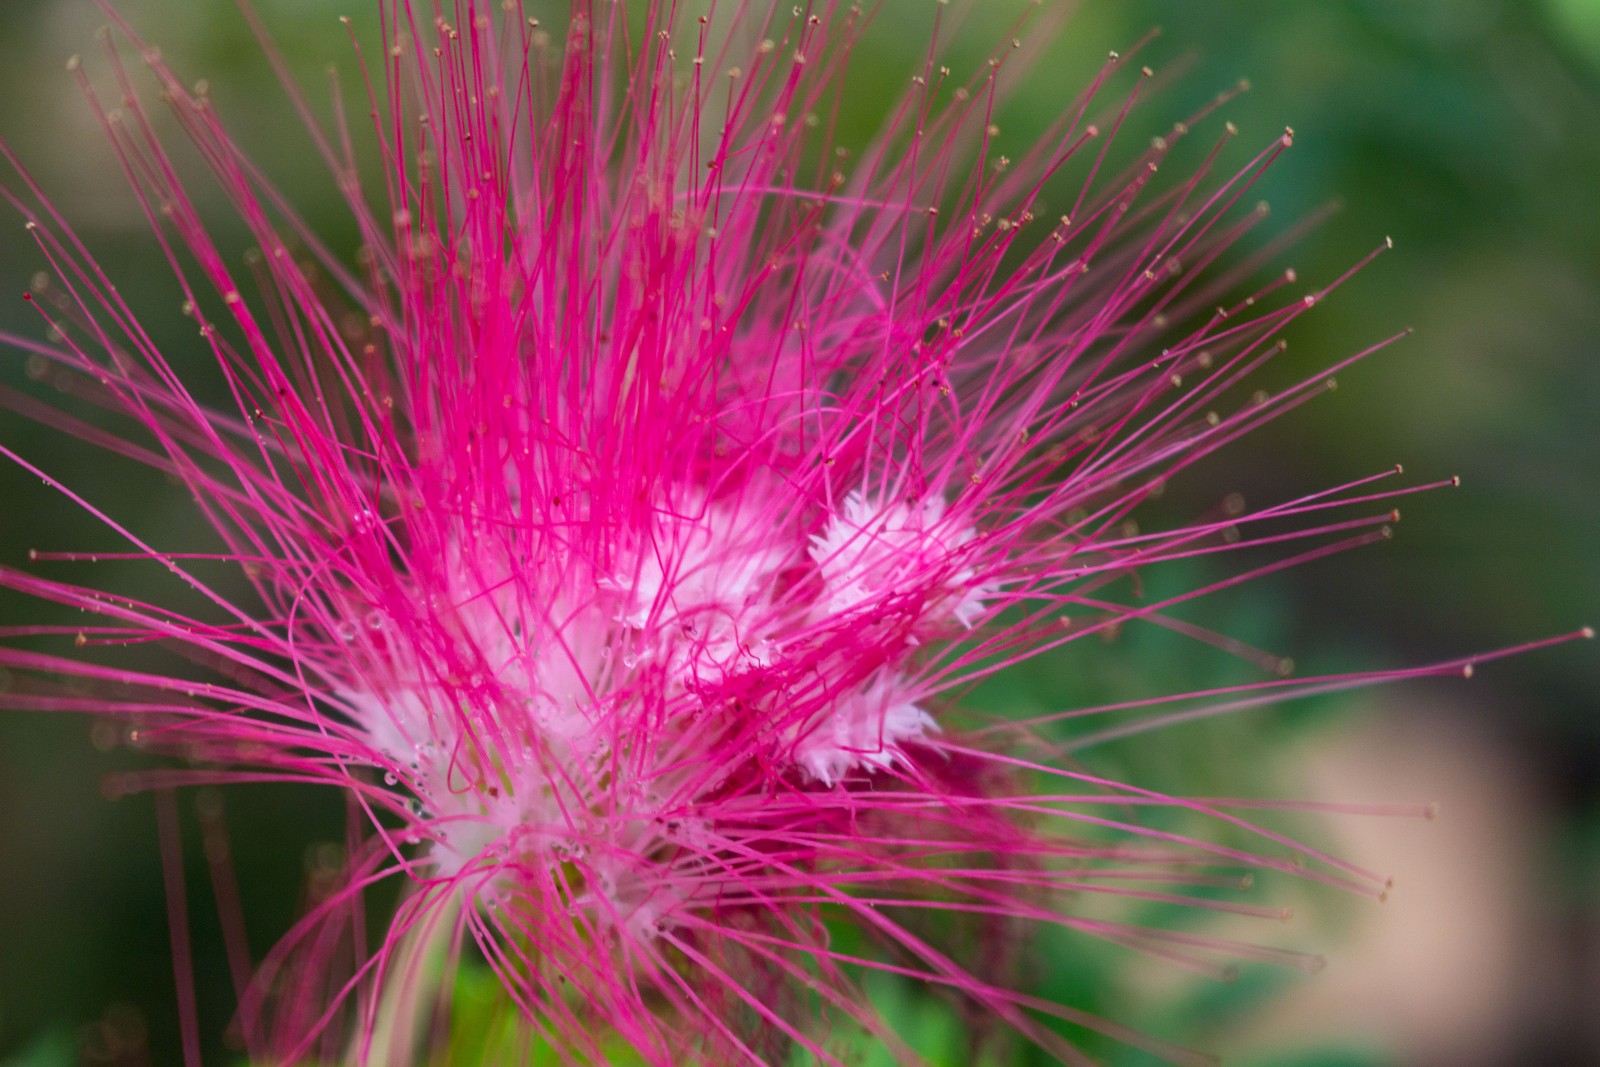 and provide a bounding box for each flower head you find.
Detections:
[4,2,1582,1064]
